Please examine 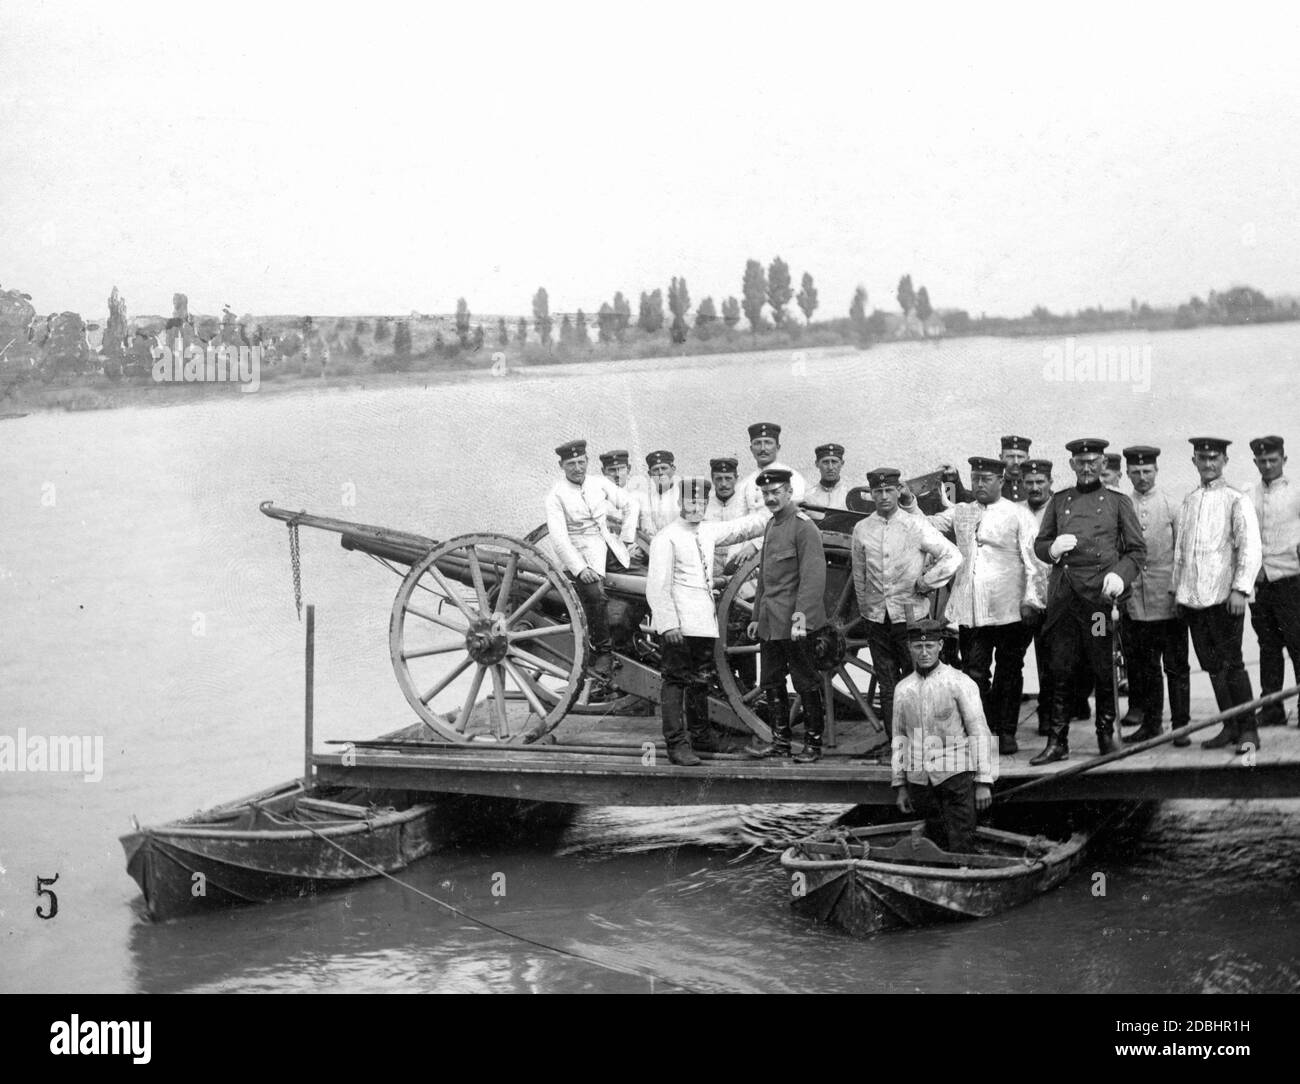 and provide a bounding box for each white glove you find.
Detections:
[1102,572,1124,600]
[1049,533,1077,559]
